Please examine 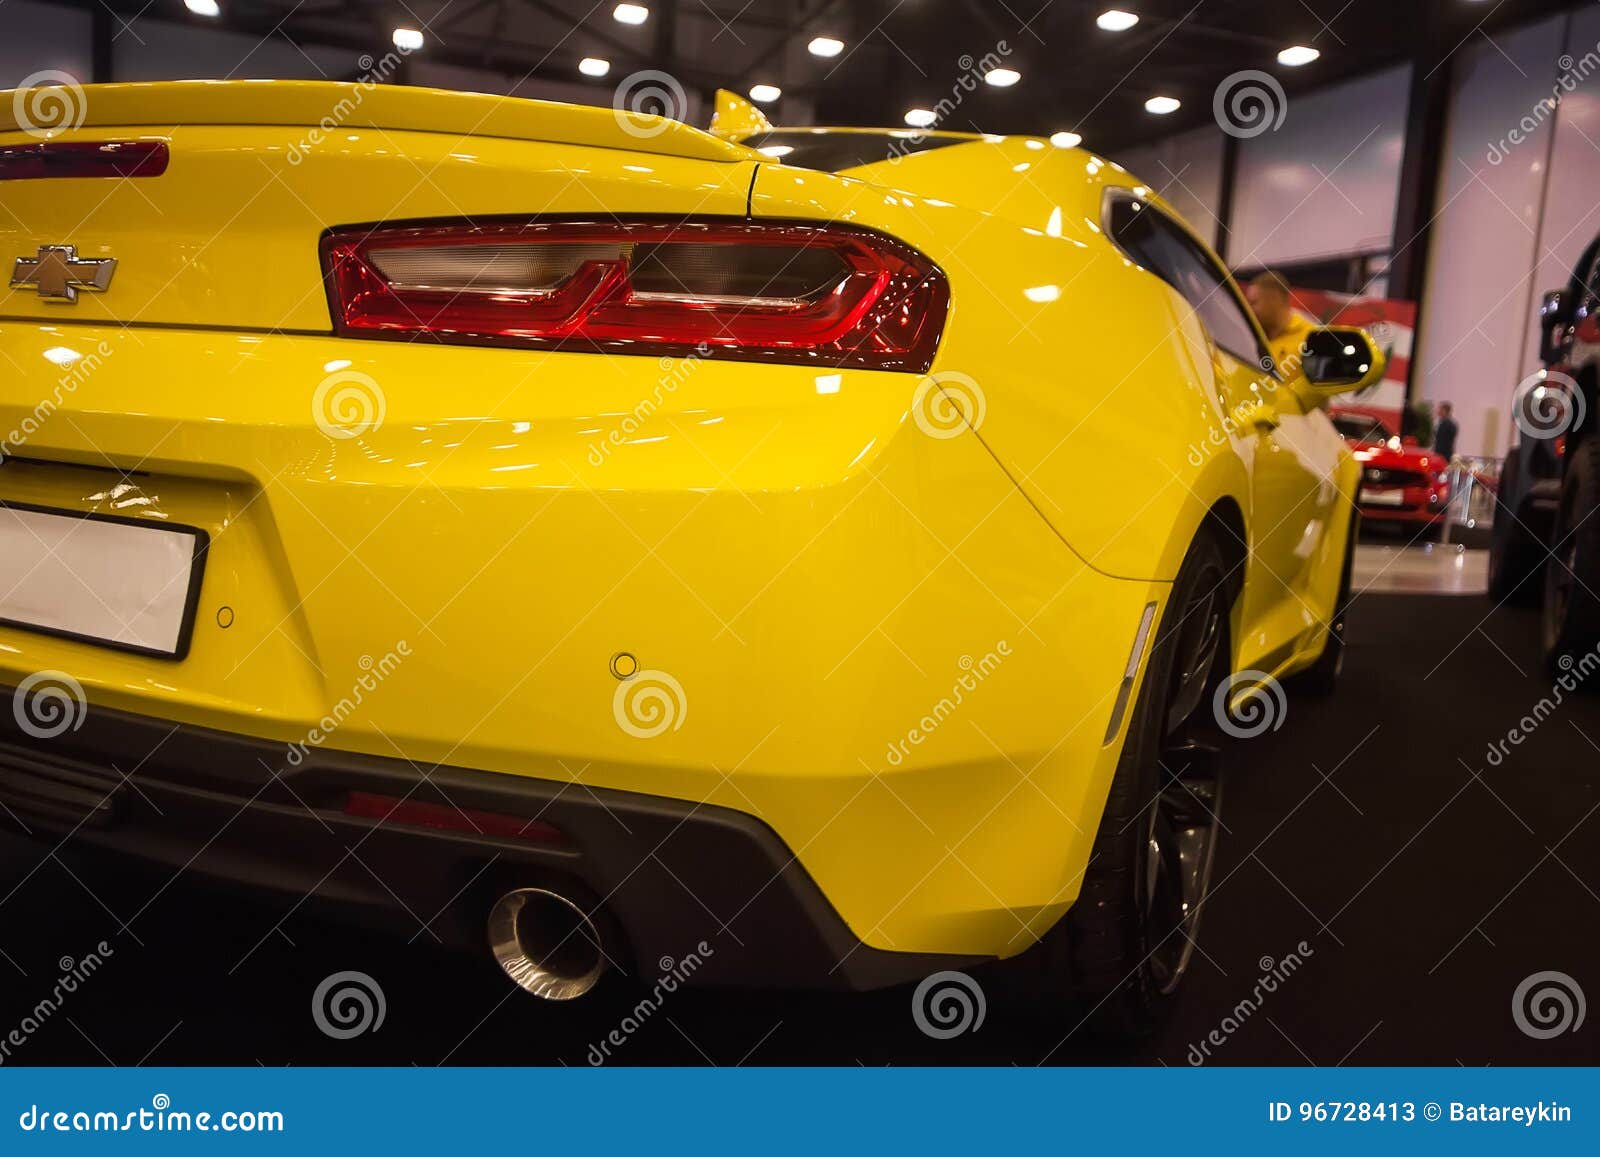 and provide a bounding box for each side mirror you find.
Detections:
[1539,288,1572,365]
[1297,326,1387,396]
